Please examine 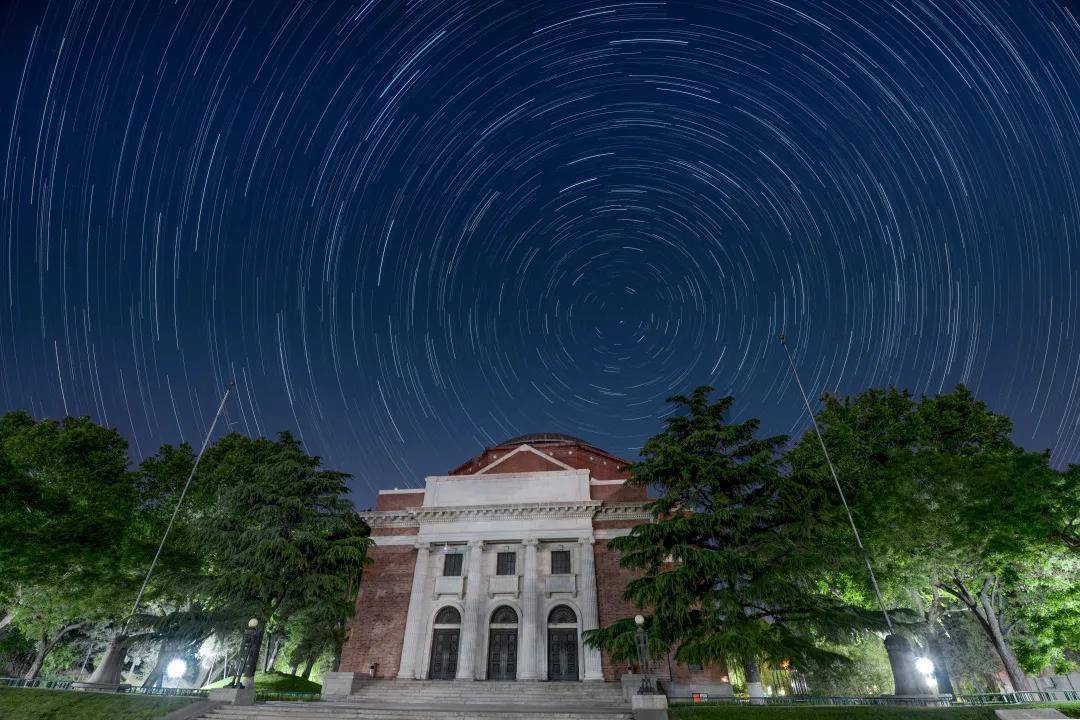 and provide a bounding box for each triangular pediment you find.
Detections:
[475,443,575,474]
